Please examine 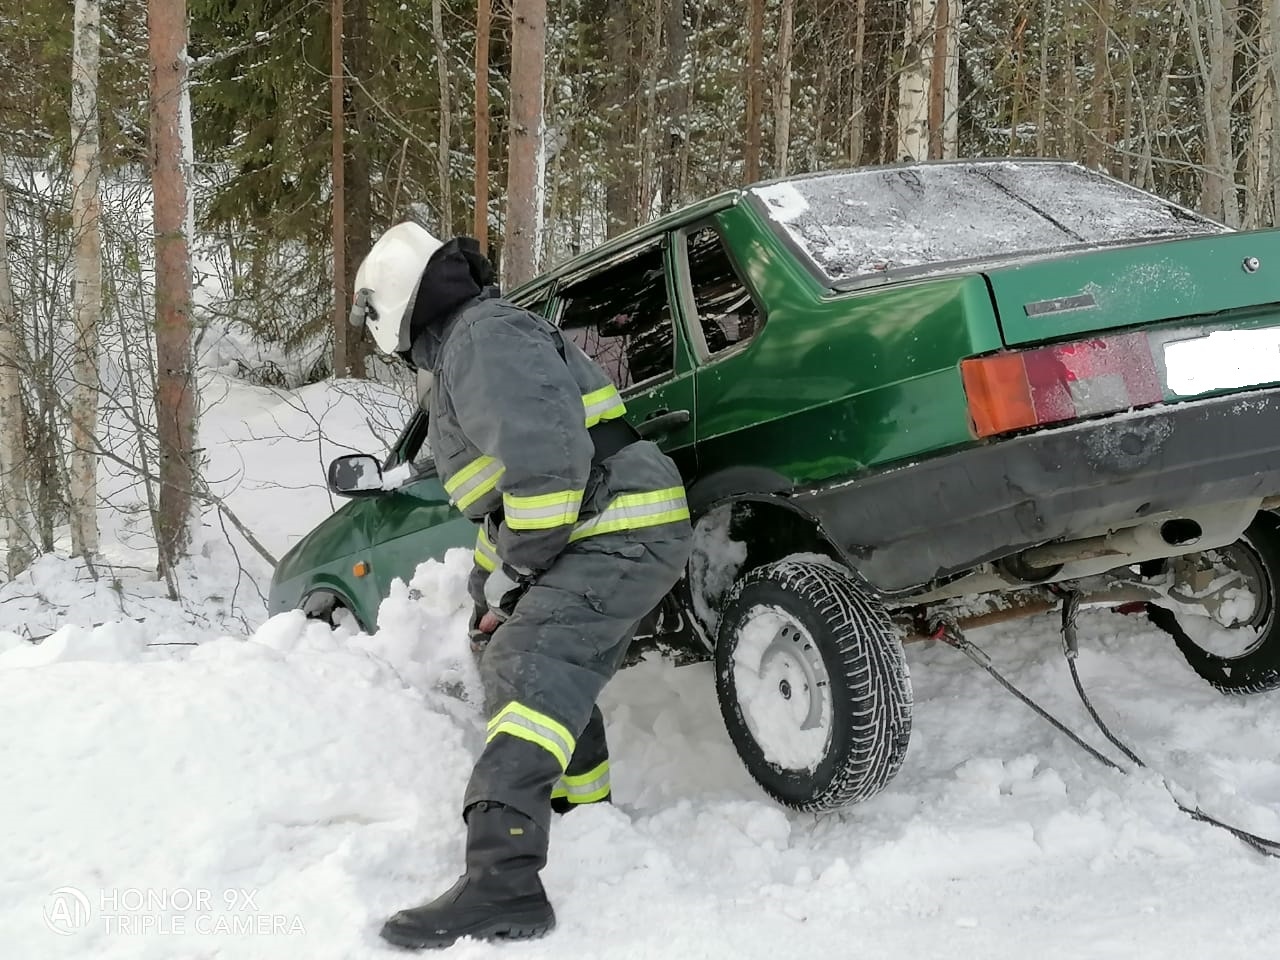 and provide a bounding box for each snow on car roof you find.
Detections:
[752,160,1227,285]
